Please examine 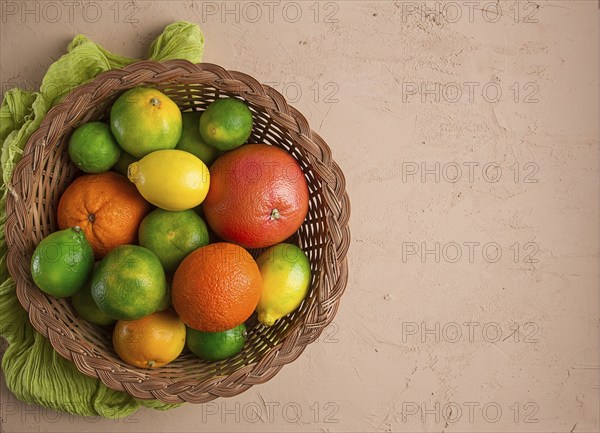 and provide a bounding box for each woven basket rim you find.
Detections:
[4,60,351,403]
